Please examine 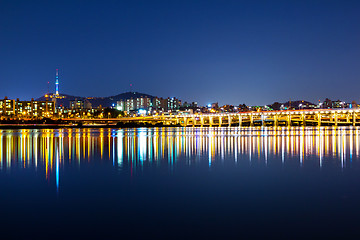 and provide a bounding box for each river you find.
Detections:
[0,127,359,239]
